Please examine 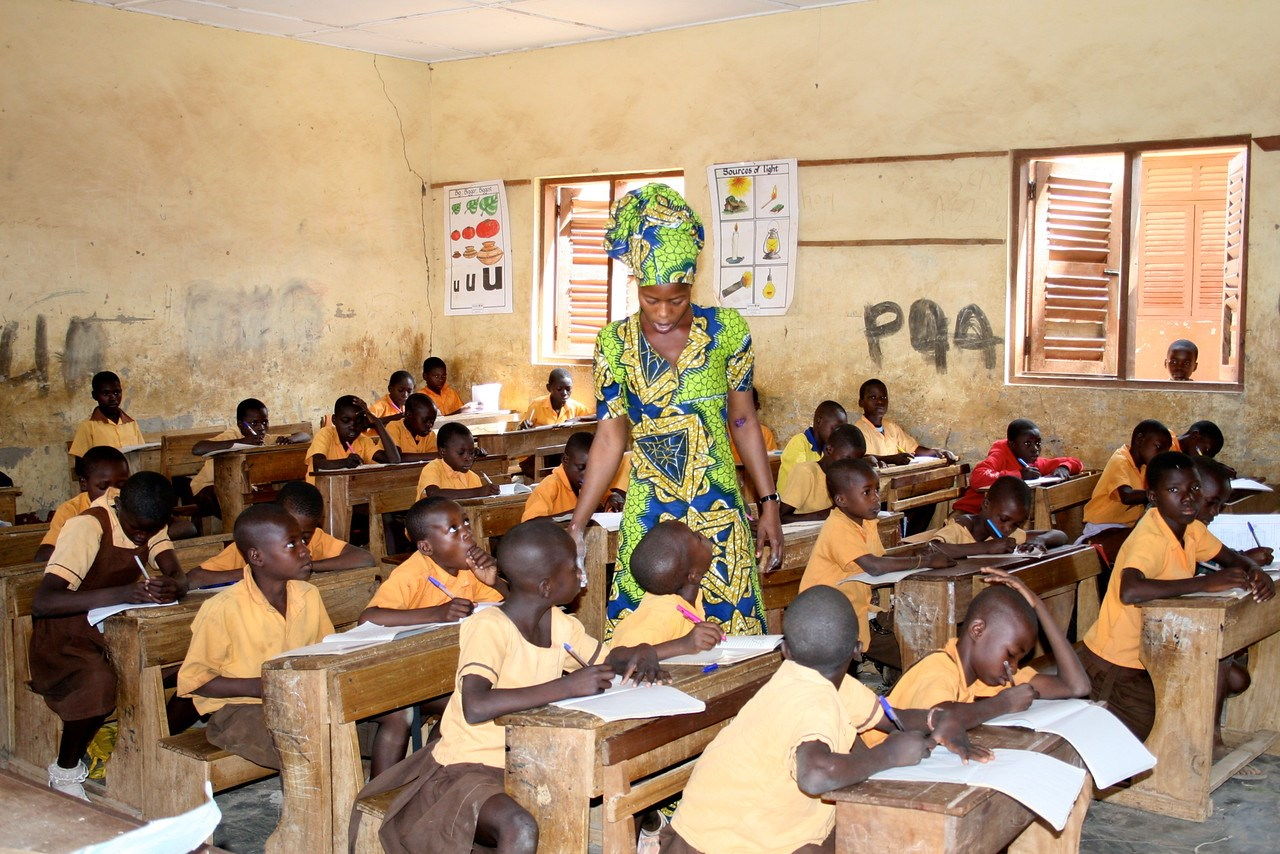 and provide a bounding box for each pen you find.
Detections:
[702,664,719,673]
[878,696,906,731]
[428,575,456,599]
[676,603,727,641]
[986,518,1004,539]
[134,554,151,581]
[1248,522,1263,549]
[481,472,495,486]
[1003,660,1016,684]
[563,642,589,669]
